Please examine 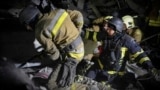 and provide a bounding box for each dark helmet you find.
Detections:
[50,0,70,9]
[19,4,41,25]
[107,17,124,33]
